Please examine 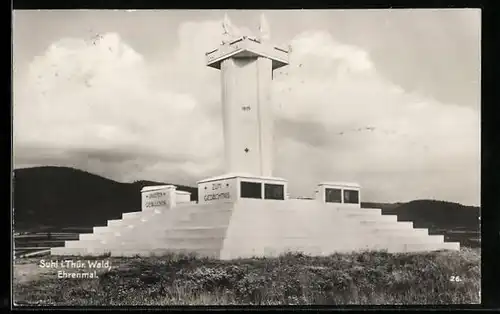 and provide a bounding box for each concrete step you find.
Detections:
[360,220,413,229]
[87,229,127,239]
[65,239,105,249]
[170,204,233,215]
[107,219,124,227]
[99,238,126,247]
[79,233,97,240]
[346,214,397,222]
[122,212,144,220]
[122,210,165,220]
[186,208,233,217]
[121,215,158,225]
[422,234,445,242]
[93,226,115,233]
[370,227,429,237]
[373,234,445,245]
[64,240,81,248]
[90,227,131,238]
[104,224,184,241]
[112,233,225,248]
[337,207,382,215]
[121,223,146,231]
[106,222,147,233]
[176,211,233,226]
[121,220,181,235]
[163,235,225,240]
[108,226,167,241]
[164,226,228,238]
